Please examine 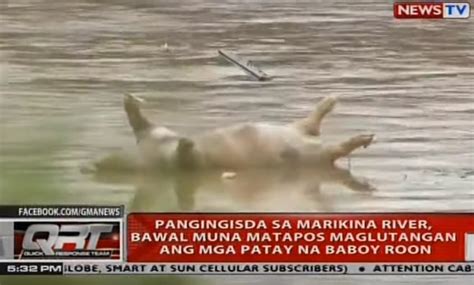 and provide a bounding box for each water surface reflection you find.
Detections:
[93,165,376,212]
